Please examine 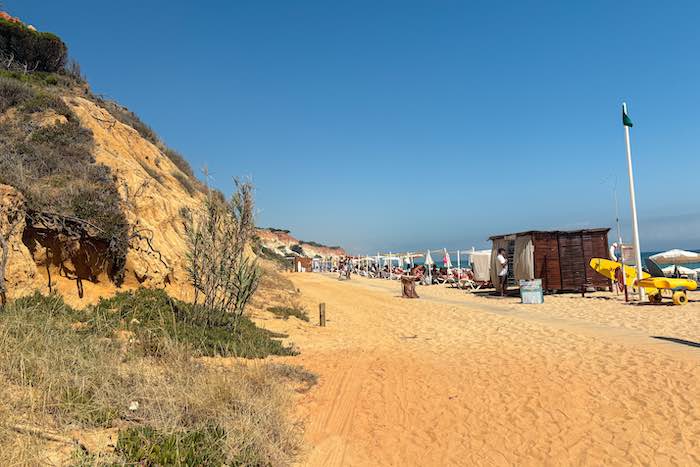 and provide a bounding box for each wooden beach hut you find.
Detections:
[489,229,610,292]
[292,256,313,273]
